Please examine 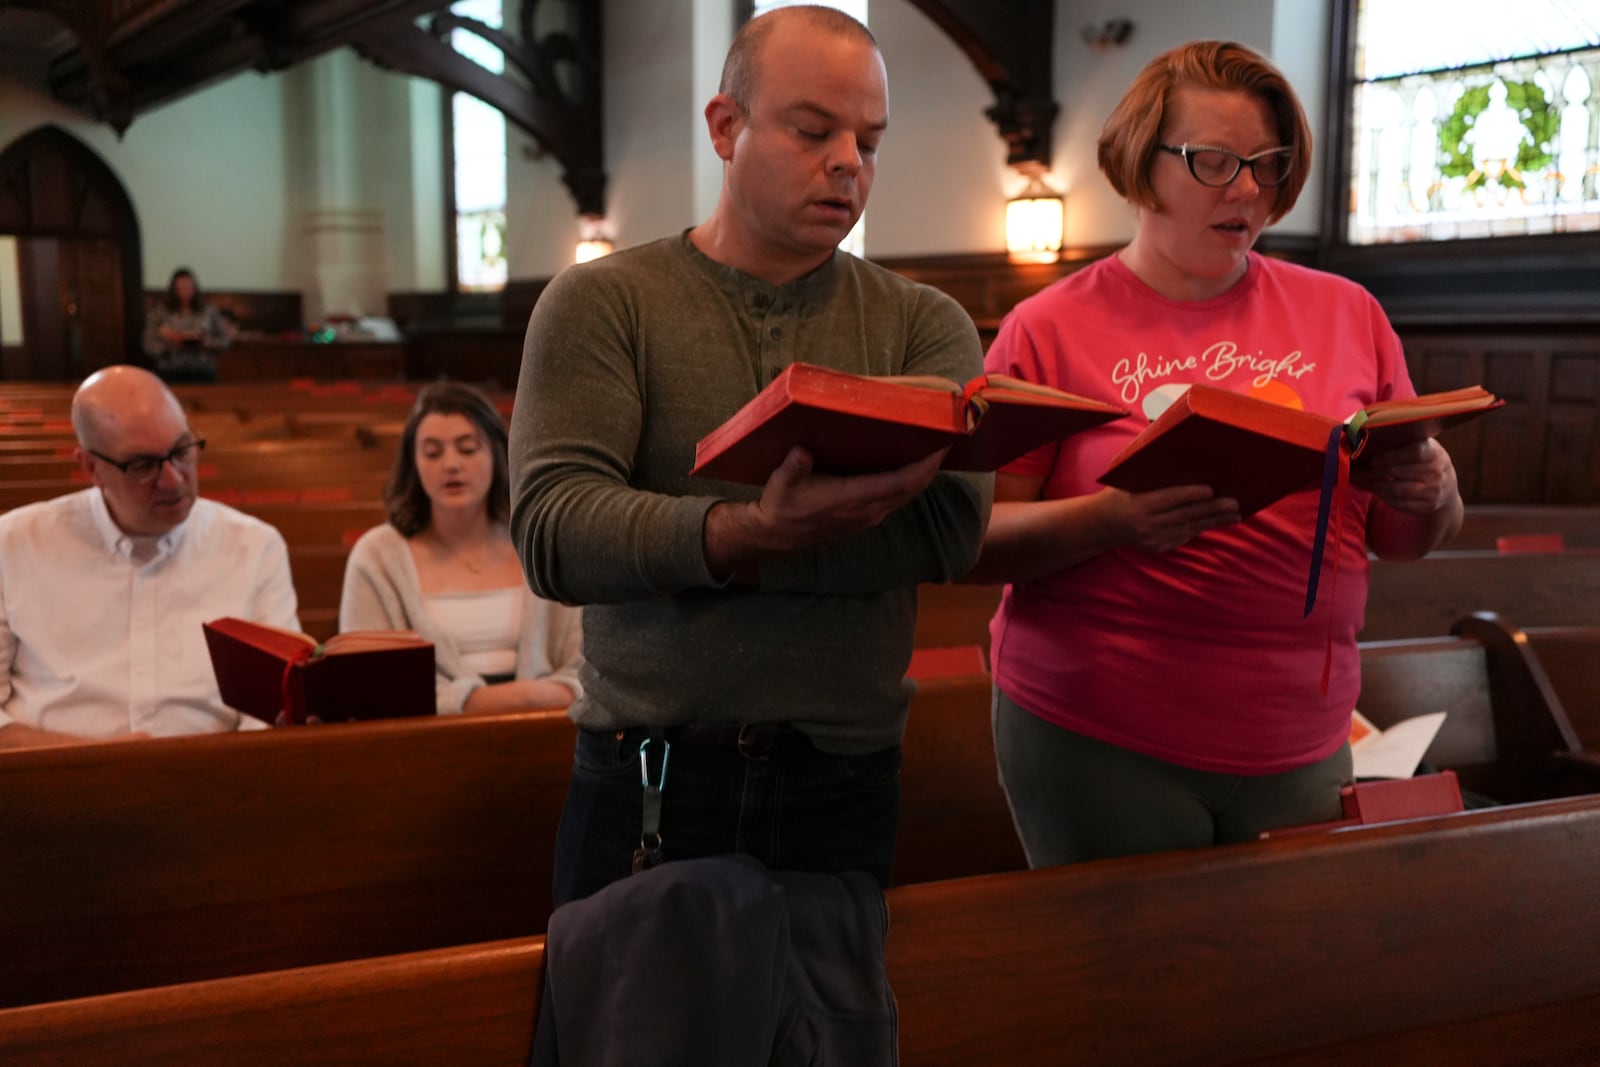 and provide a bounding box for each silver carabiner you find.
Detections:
[638,736,671,791]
